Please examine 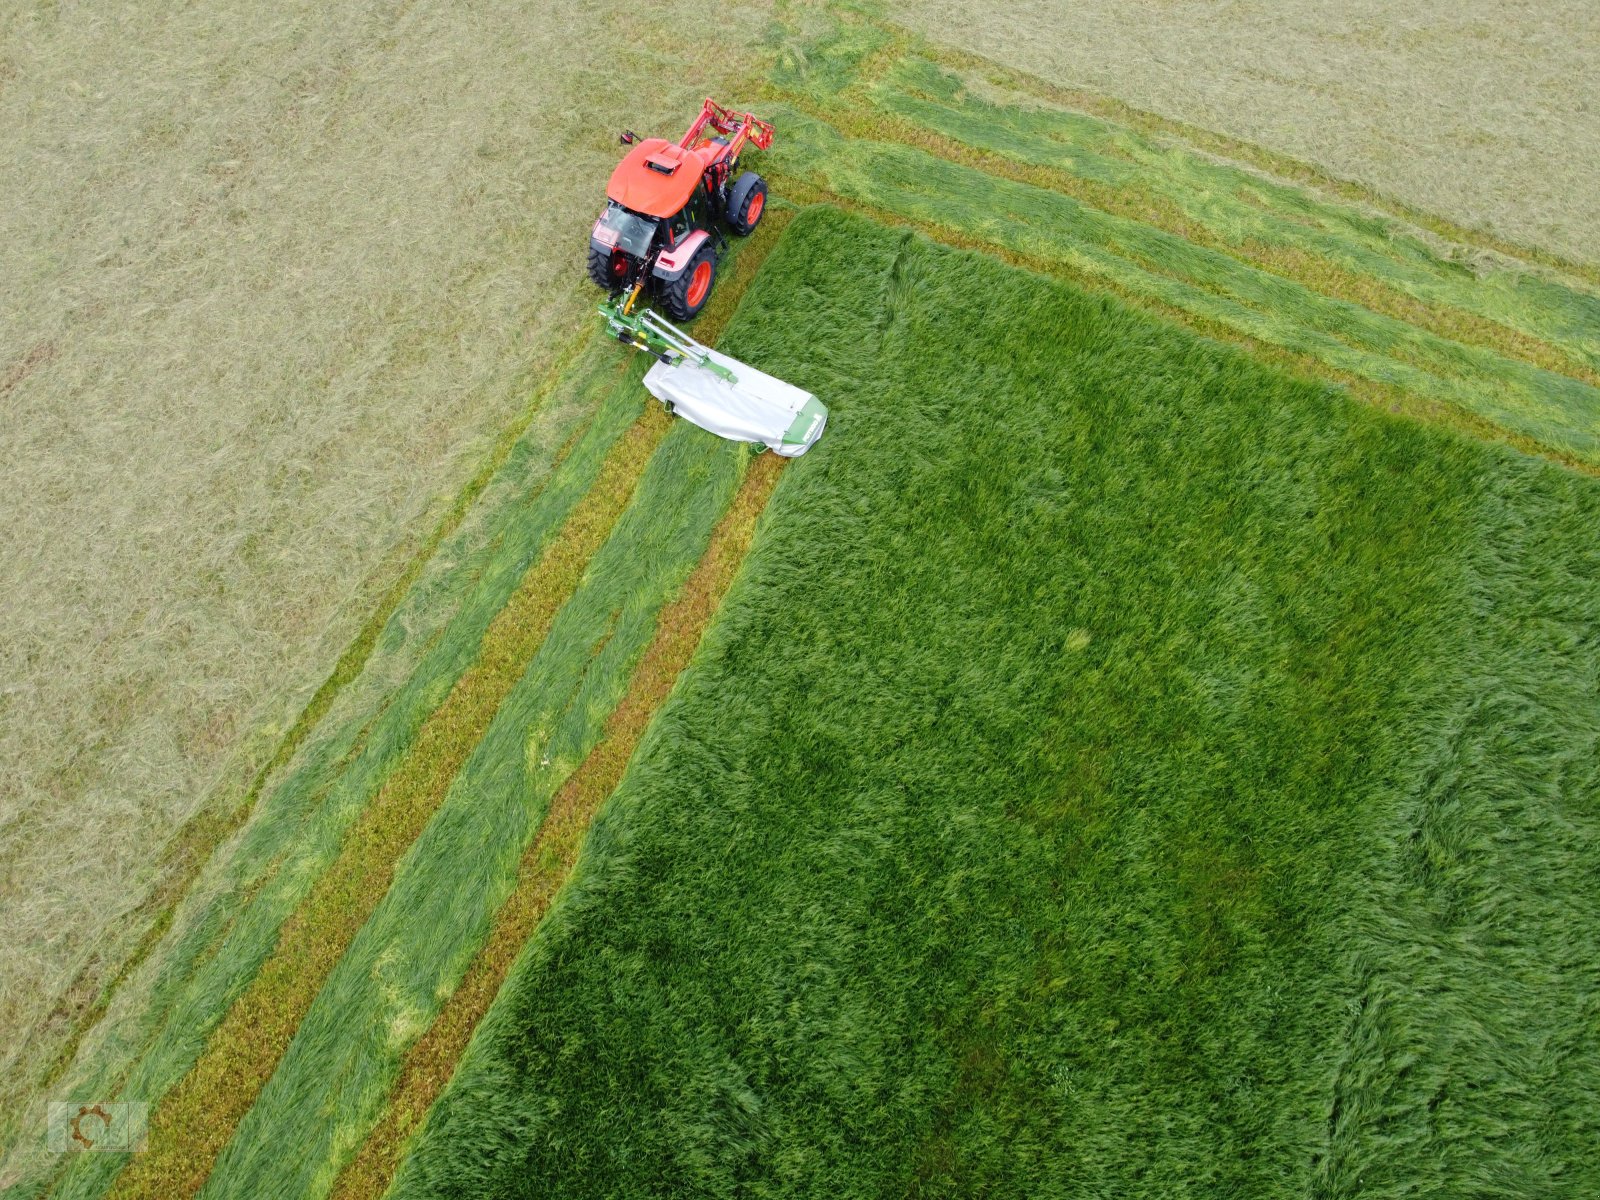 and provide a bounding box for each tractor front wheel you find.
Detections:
[662,244,717,321]
[726,171,767,236]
